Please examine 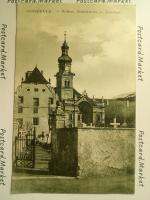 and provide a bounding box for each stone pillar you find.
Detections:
[50,105,65,174]
[13,121,19,164]
[50,109,57,174]
[93,112,97,127]
[56,105,65,128]
[102,109,105,126]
